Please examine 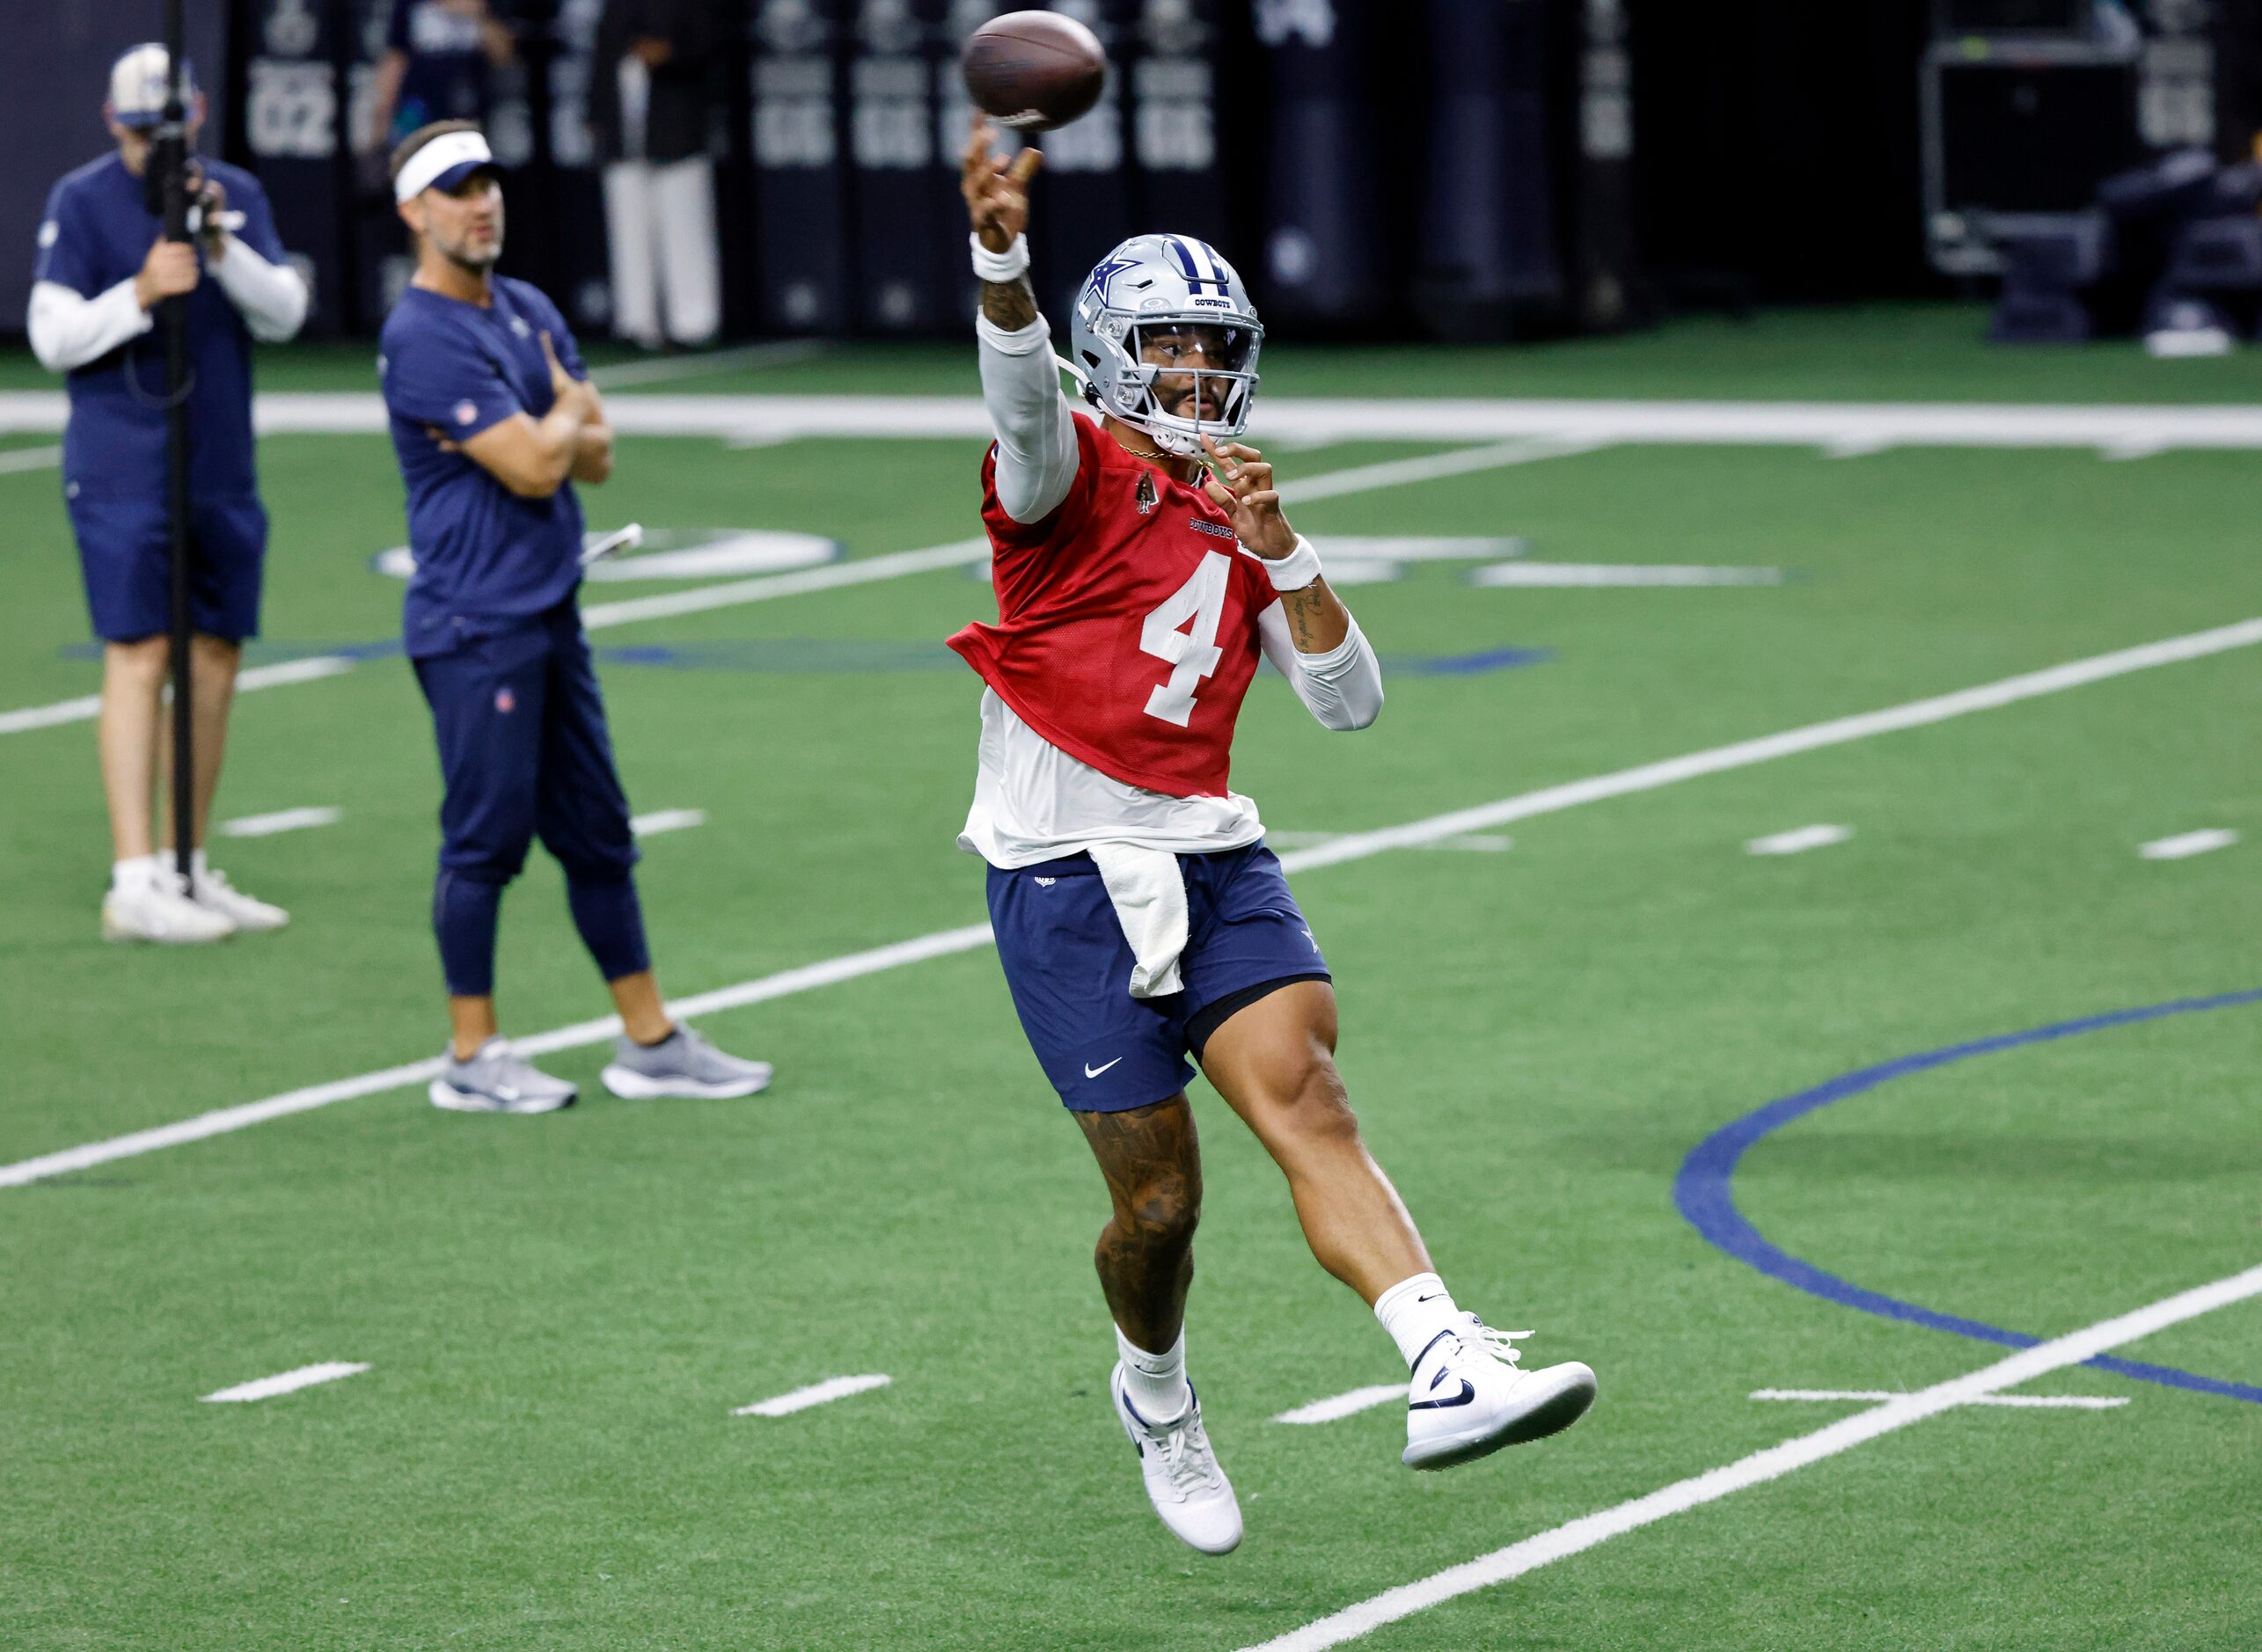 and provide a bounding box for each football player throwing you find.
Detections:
[952,118,1597,1555]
